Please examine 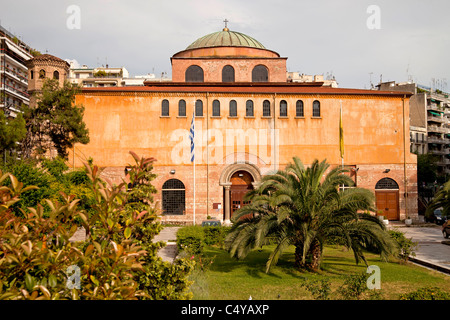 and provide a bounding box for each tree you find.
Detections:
[426,179,450,219]
[0,109,26,155]
[0,152,193,300]
[225,157,398,272]
[22,79,89,160]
